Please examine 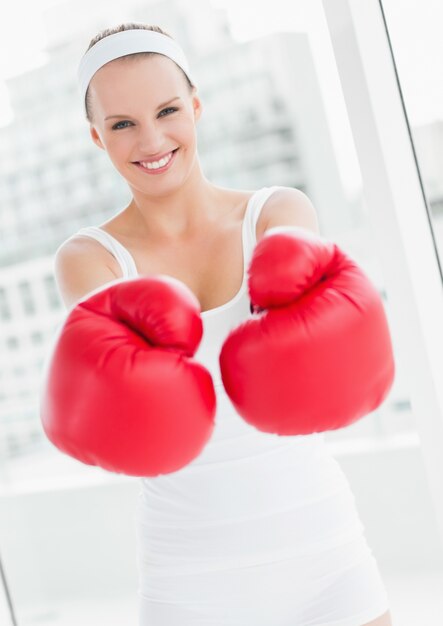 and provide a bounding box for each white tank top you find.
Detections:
[74,186,284,389]
[73,186,361,575]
